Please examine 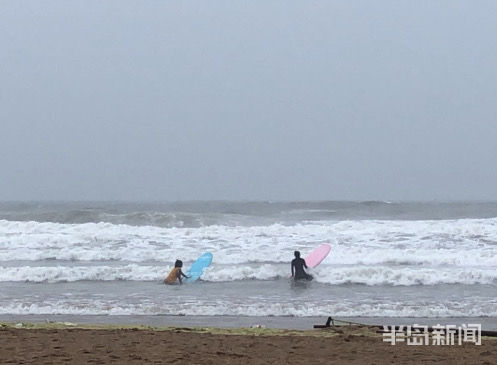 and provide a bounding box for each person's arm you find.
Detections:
[180,269,190,279]
[303,258,308,269]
